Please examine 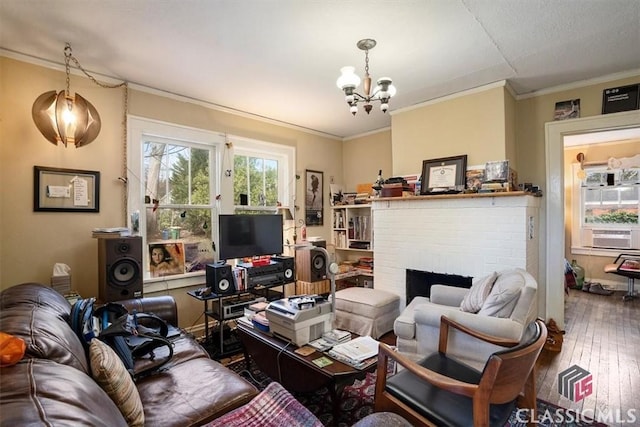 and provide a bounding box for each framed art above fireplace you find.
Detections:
[420,154,467,194]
